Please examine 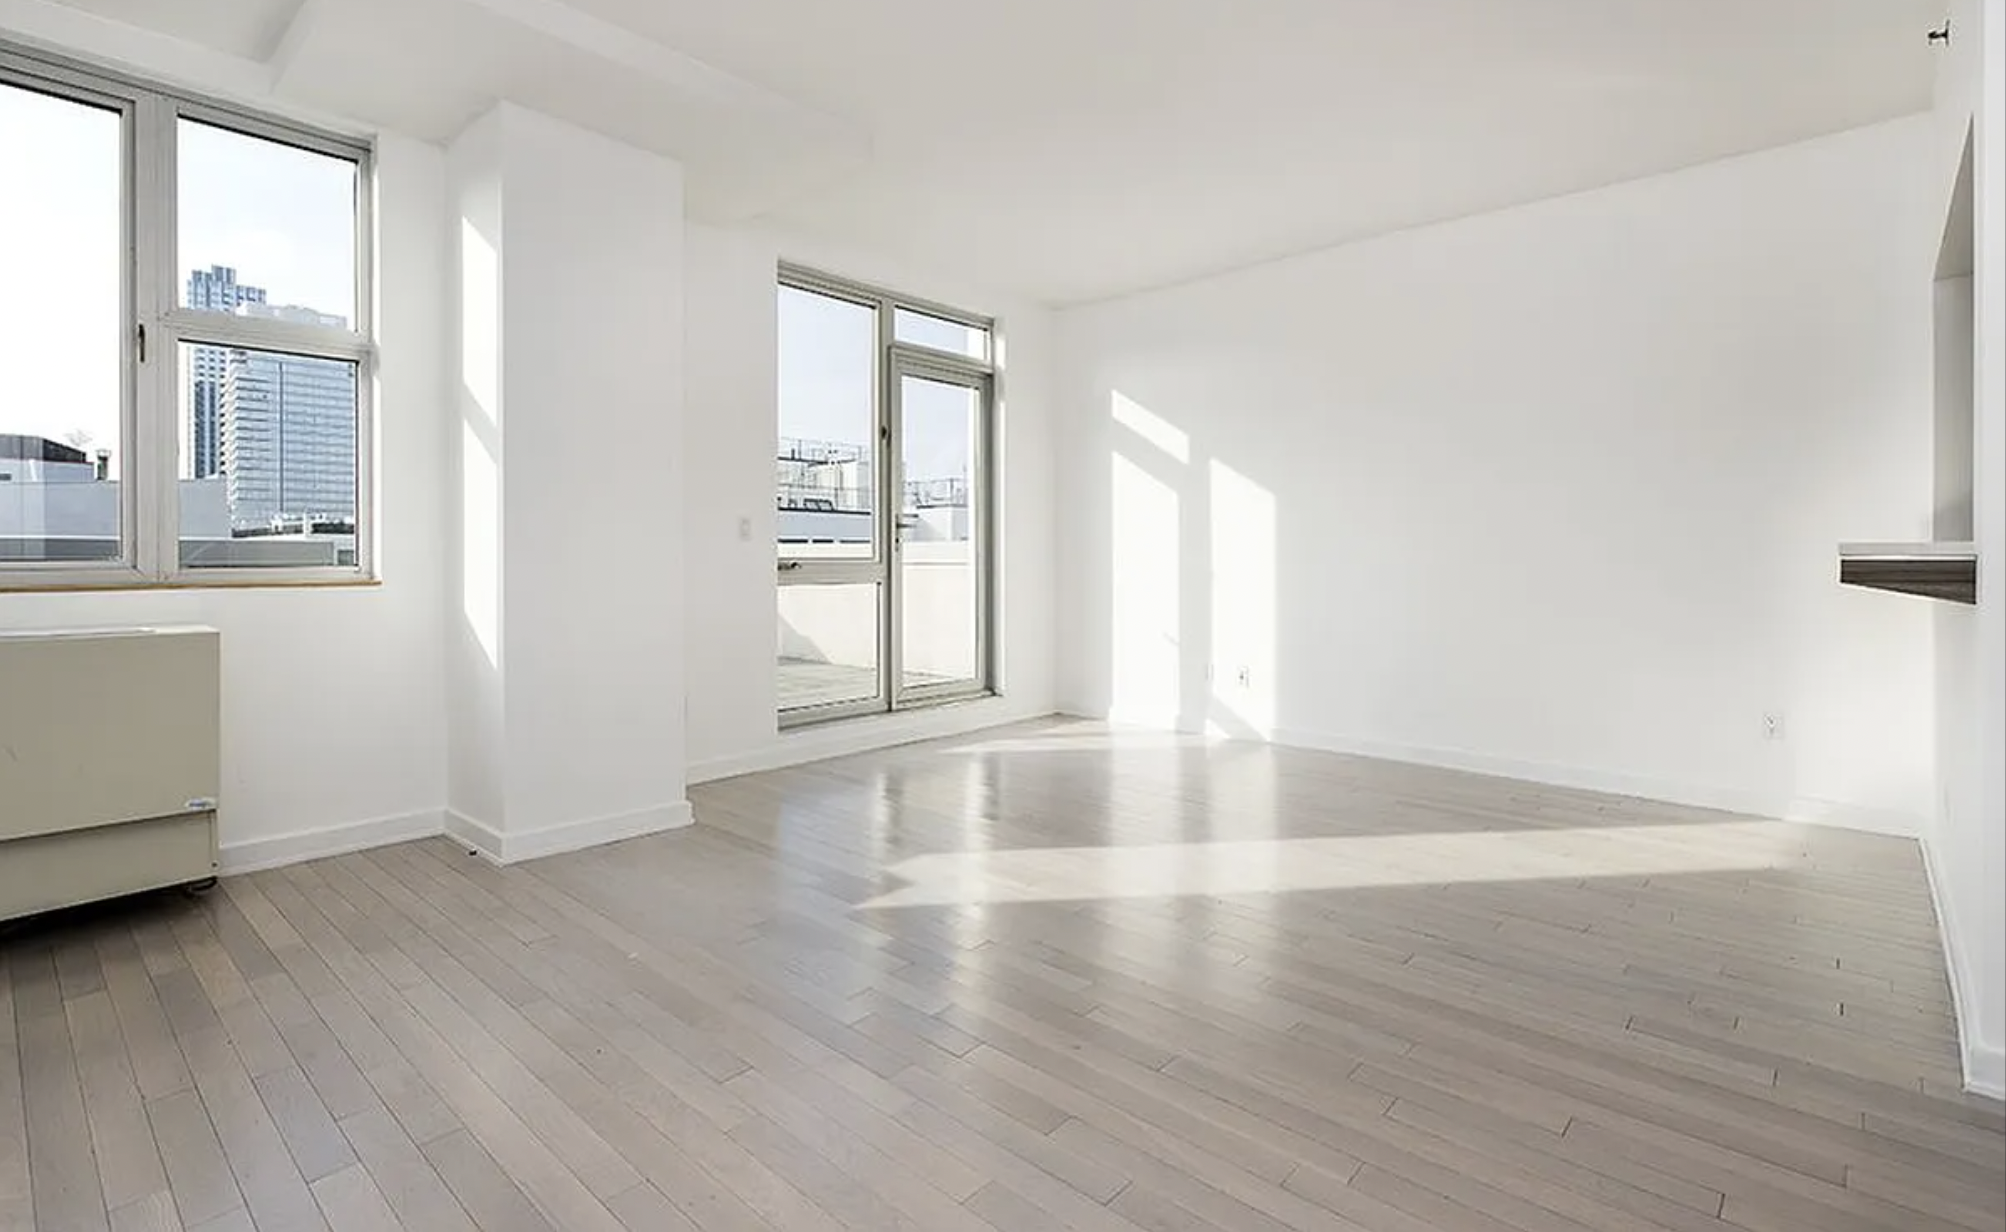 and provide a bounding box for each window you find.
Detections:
[0,75,123,565]
[893,306,990,361]
[776,267,996,724]
[0,44,372,588]
[777,284,878,561]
